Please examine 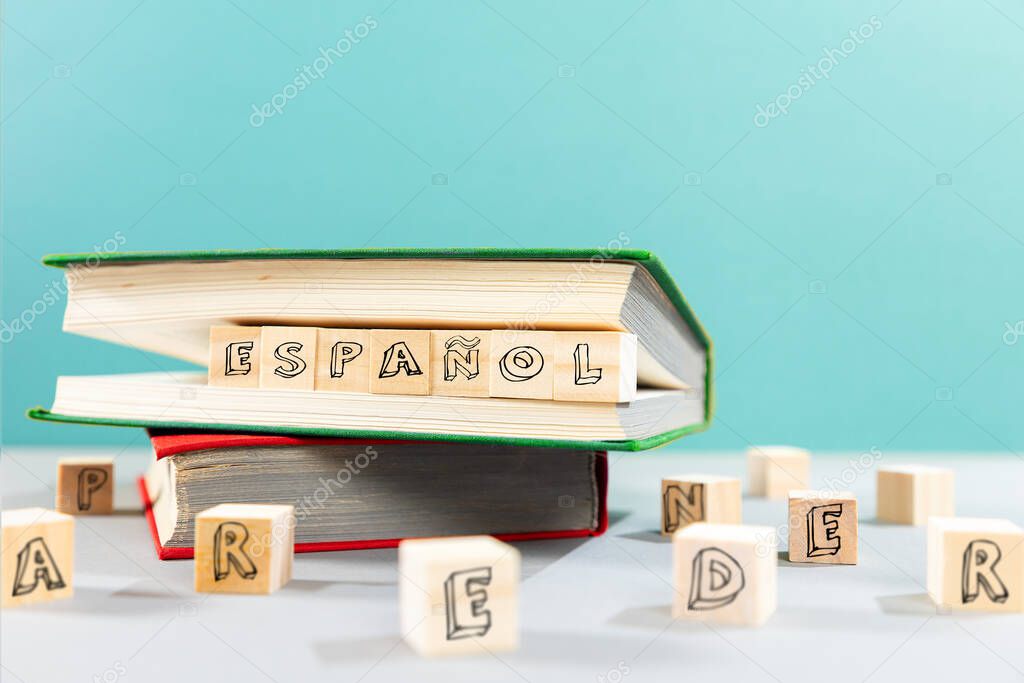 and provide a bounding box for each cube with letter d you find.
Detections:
[673,523,777,626]
[399,535,520,656]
